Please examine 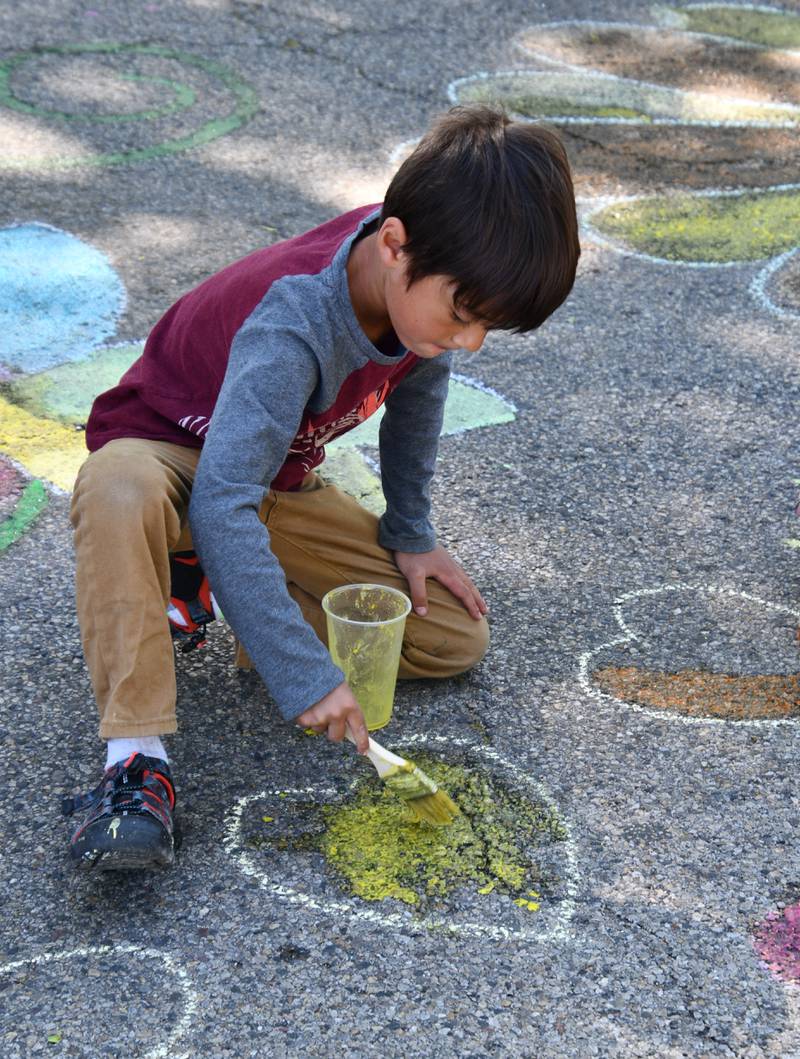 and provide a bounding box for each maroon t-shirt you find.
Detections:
[86,205,418,490]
